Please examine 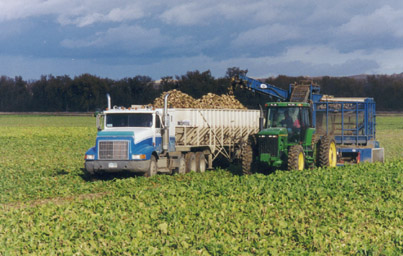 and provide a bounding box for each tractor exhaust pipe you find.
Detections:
[162,93,170,151]
[106,93,111,109]
[259,104,264,131]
